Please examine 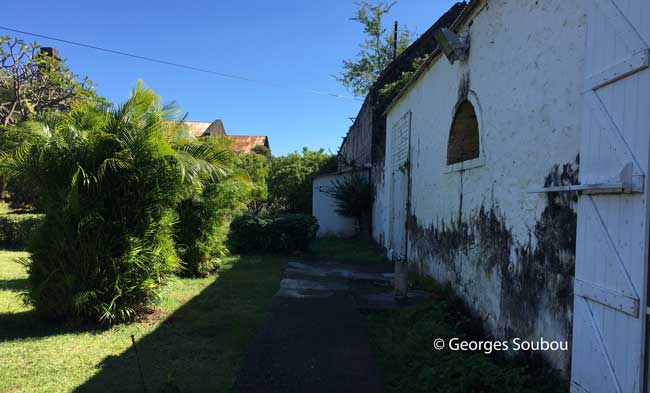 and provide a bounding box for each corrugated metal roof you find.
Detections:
[226,135,269,154]
[185,121,213,137]
[183,119,269,154]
